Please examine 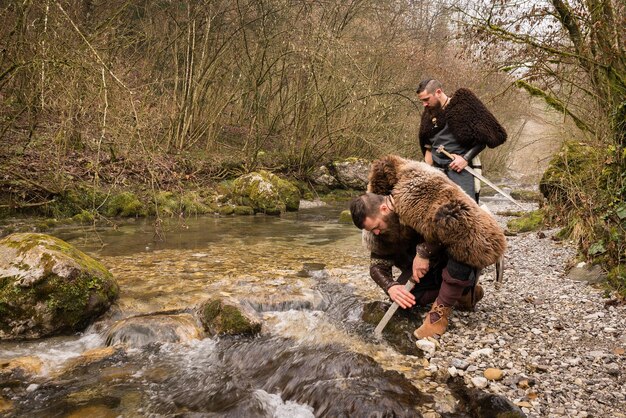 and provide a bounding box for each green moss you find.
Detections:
[338,210,352,224]
[201,299,221,321]
[607,265,626,297]
[153,191,179,217]
[104,192,146,218]
[218,205,235,215]
[0,233,119,335]
[219,305,259,334]
[506,210,546,233]
[231,171,300,214]
[180,192,211,215]
[510,189,543,203]
[233,206,254,216]
[540,141,597,206]
[72,210,95,224]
